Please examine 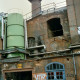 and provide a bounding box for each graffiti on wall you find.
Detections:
[33,73,47,80]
